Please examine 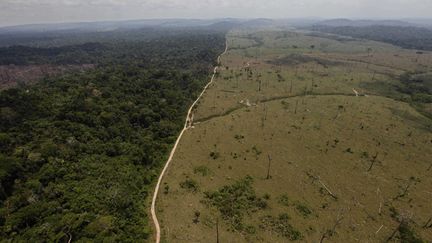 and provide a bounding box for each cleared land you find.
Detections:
[157,30,432,242]
[0,64,95,89]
